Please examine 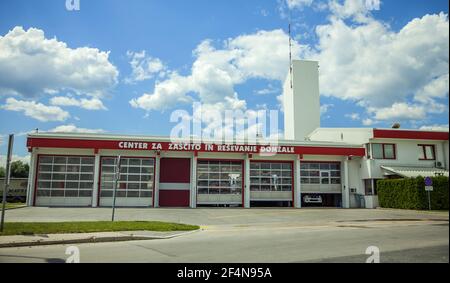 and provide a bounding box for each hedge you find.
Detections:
[377,176,449,210]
